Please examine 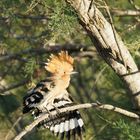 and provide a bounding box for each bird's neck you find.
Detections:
[44,75,70,104]
[52,75,71,91]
